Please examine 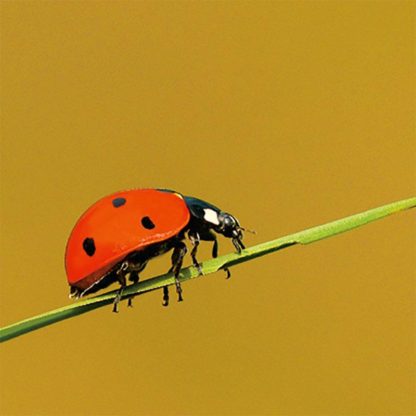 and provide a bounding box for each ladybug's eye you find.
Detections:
[83,237,96,256]
[141,216,155,230]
